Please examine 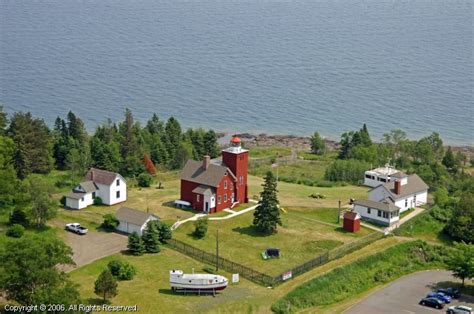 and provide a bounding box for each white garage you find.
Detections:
[115,206,159,236]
